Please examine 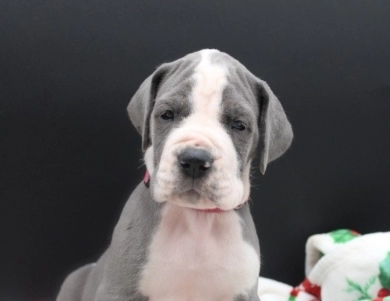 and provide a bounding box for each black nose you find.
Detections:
[178,148,213,179]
